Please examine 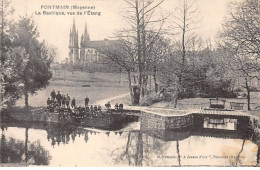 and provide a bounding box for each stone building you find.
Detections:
[68,19,116,66]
